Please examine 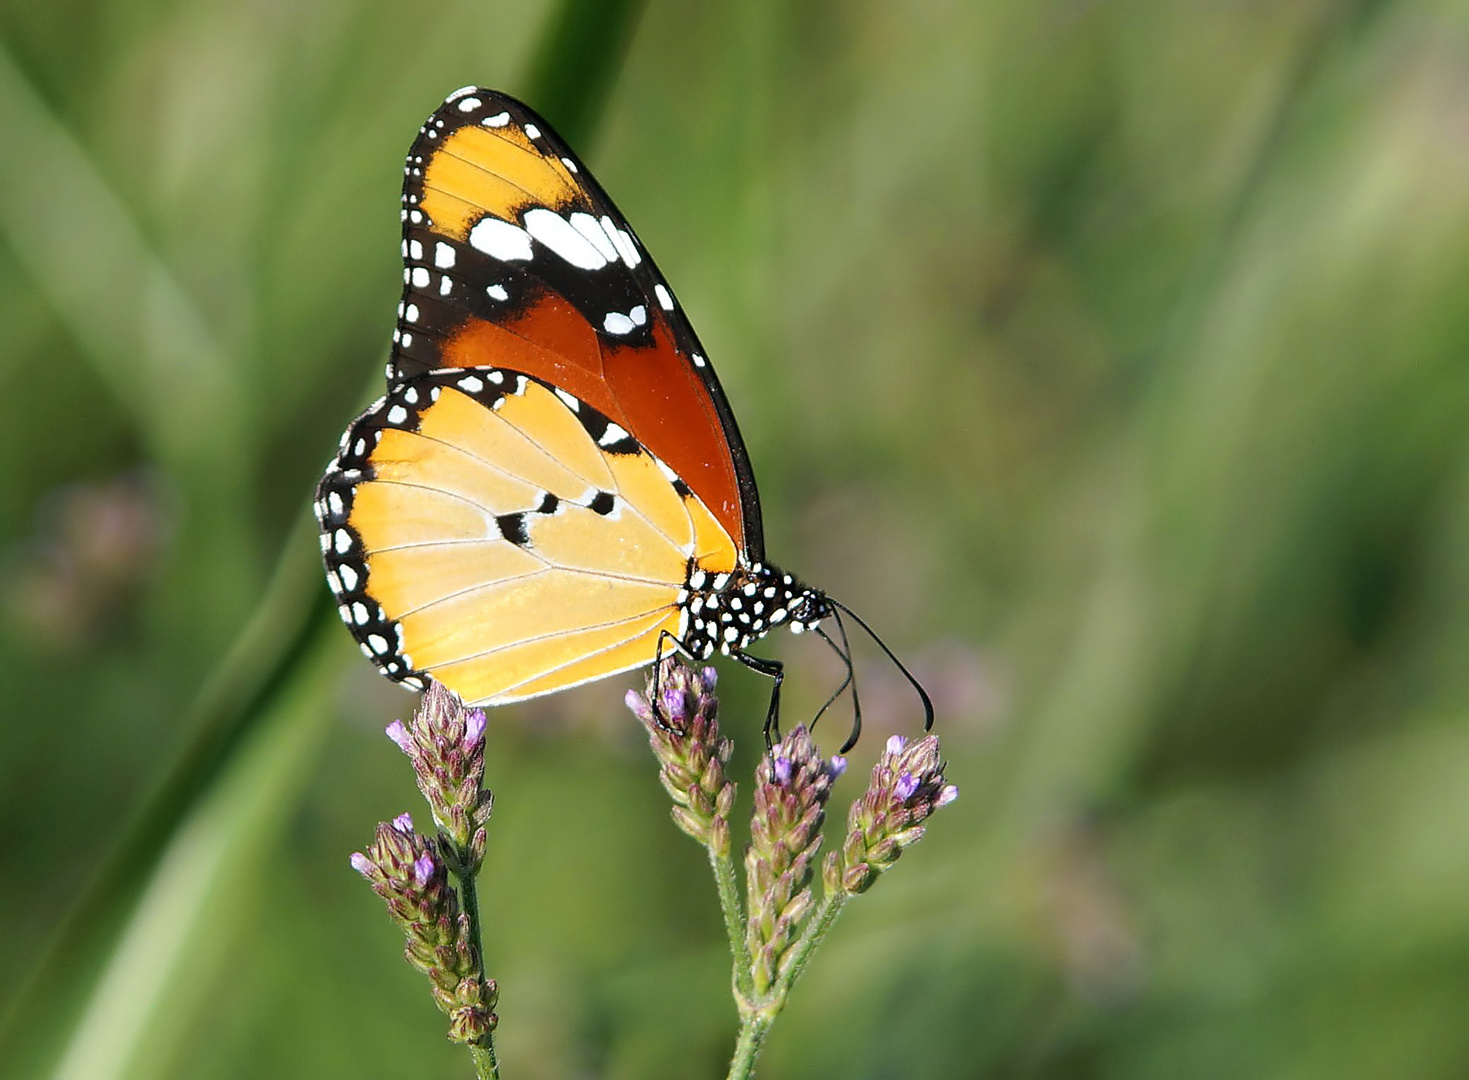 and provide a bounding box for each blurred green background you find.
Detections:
[4,1,1469,1077]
